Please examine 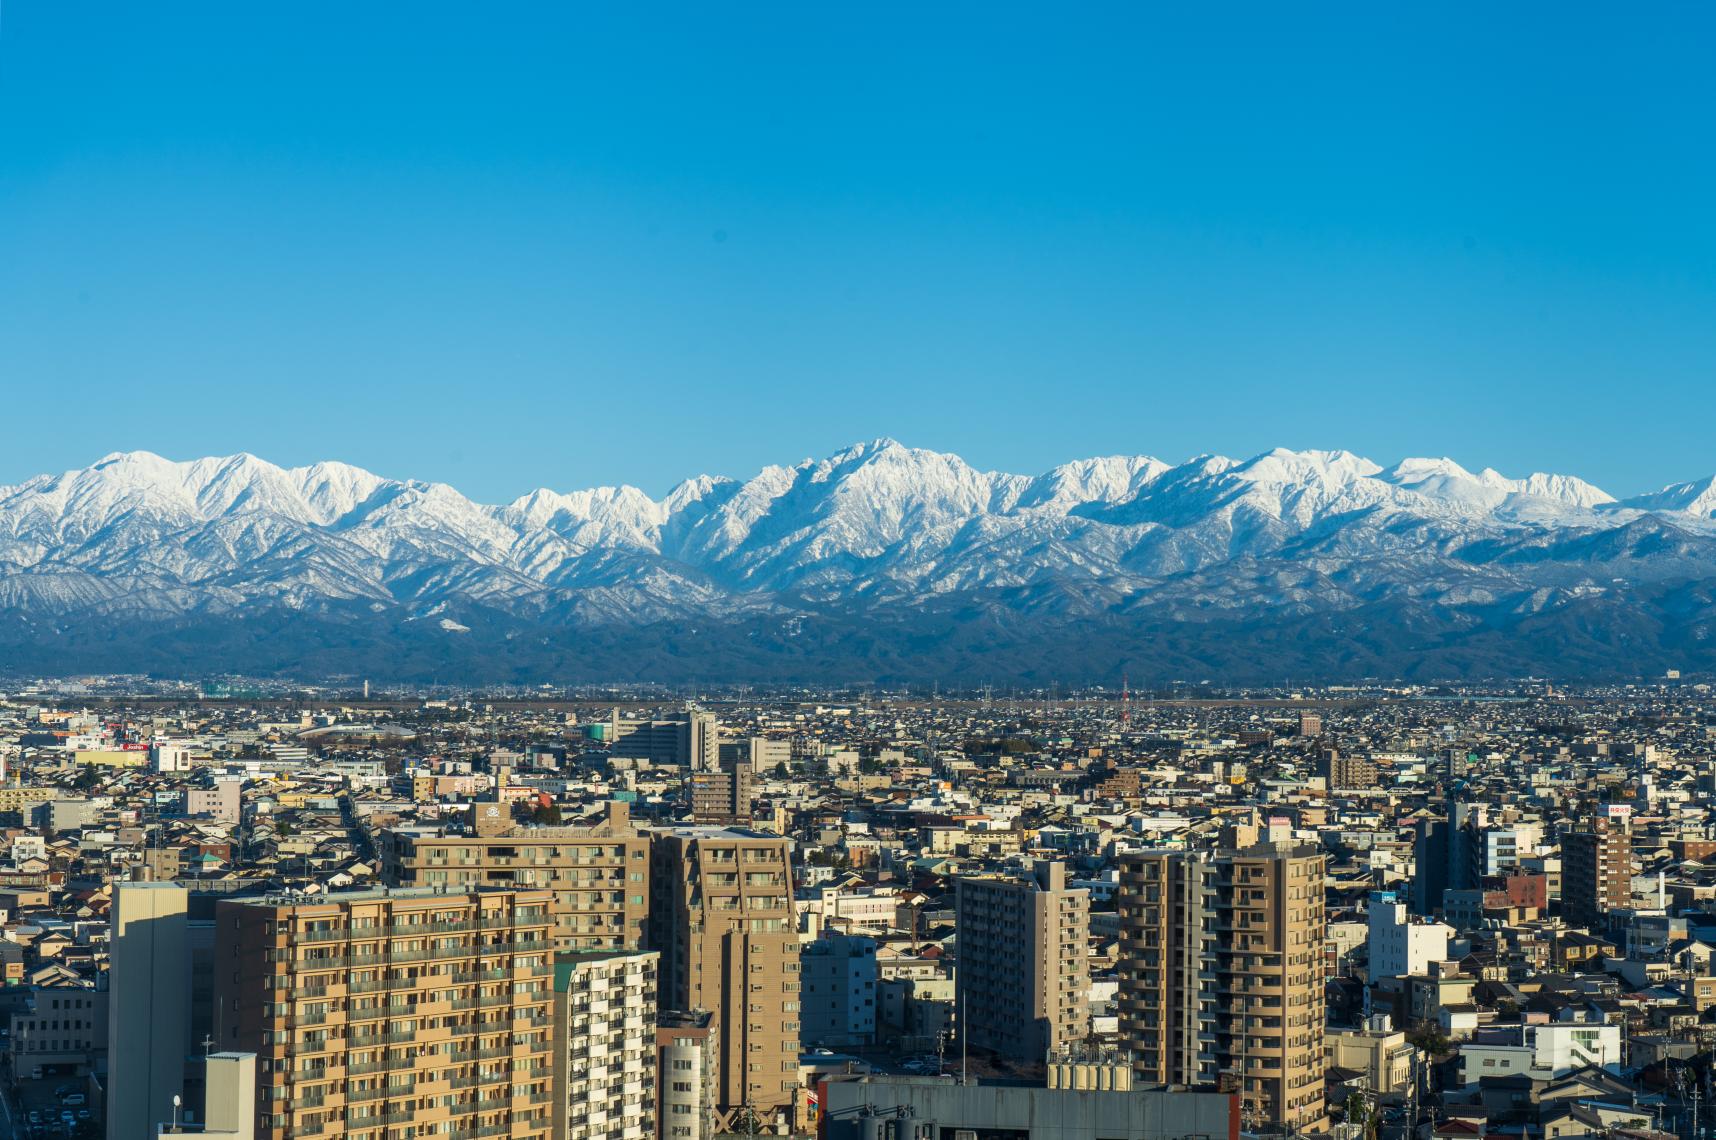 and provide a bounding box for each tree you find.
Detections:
[1343,1092,1369,1135]
[772,761,790,779]
[1406,1021,1449,1057]
[531,802,563,826]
